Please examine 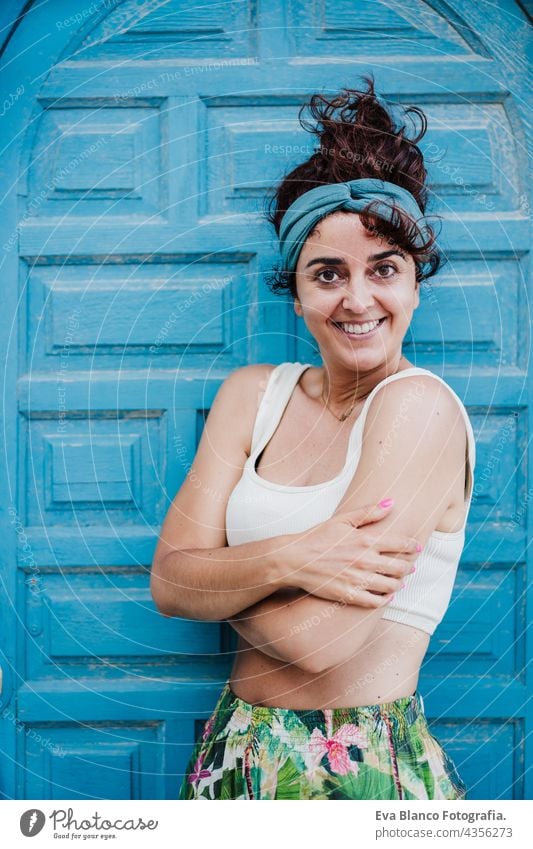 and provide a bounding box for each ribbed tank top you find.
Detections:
[225,362,476,636]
